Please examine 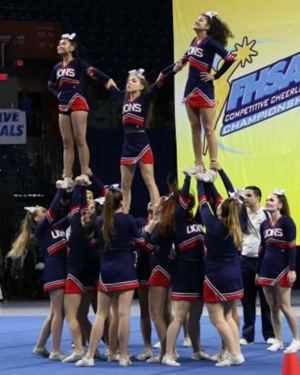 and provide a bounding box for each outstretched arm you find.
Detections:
[196,178,216,230]
[147,63,179,97]
[175,170,191,221]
